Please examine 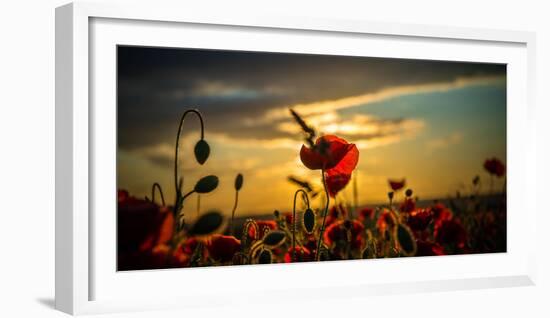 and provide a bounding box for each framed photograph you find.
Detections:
[55,2,537,315]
